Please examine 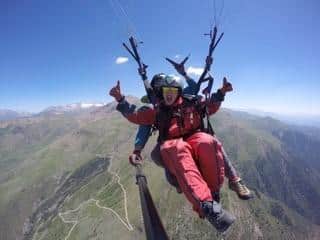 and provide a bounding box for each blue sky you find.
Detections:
[1,0,319,115]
